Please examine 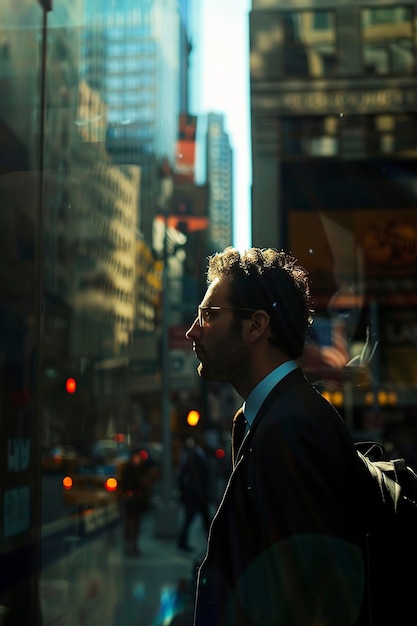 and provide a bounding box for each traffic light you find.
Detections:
[65,377,77,394]
[186,409,201,427]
